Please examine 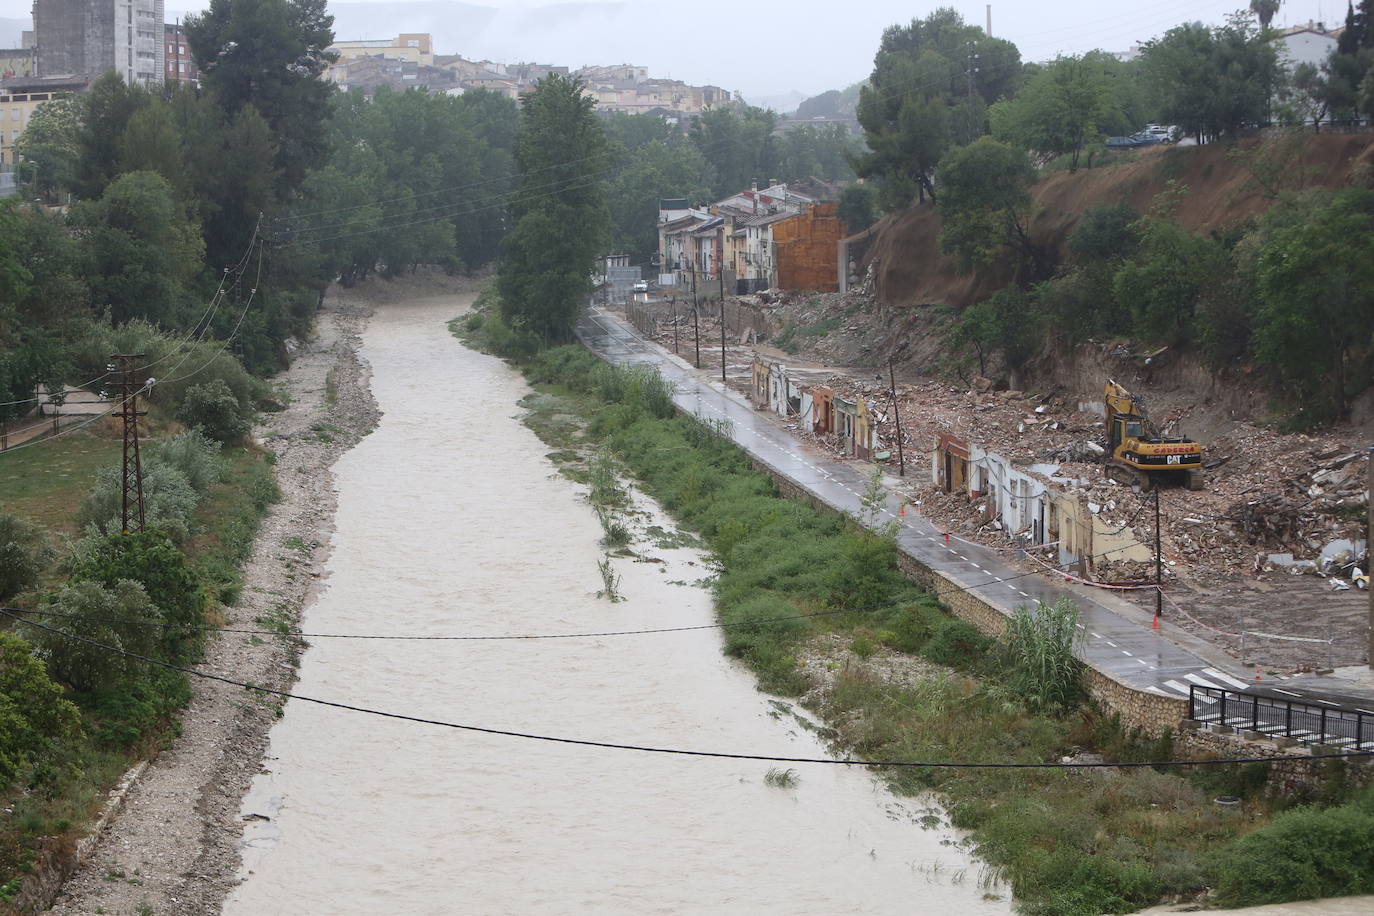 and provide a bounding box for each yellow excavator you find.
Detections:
[1104,380,1204,490]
